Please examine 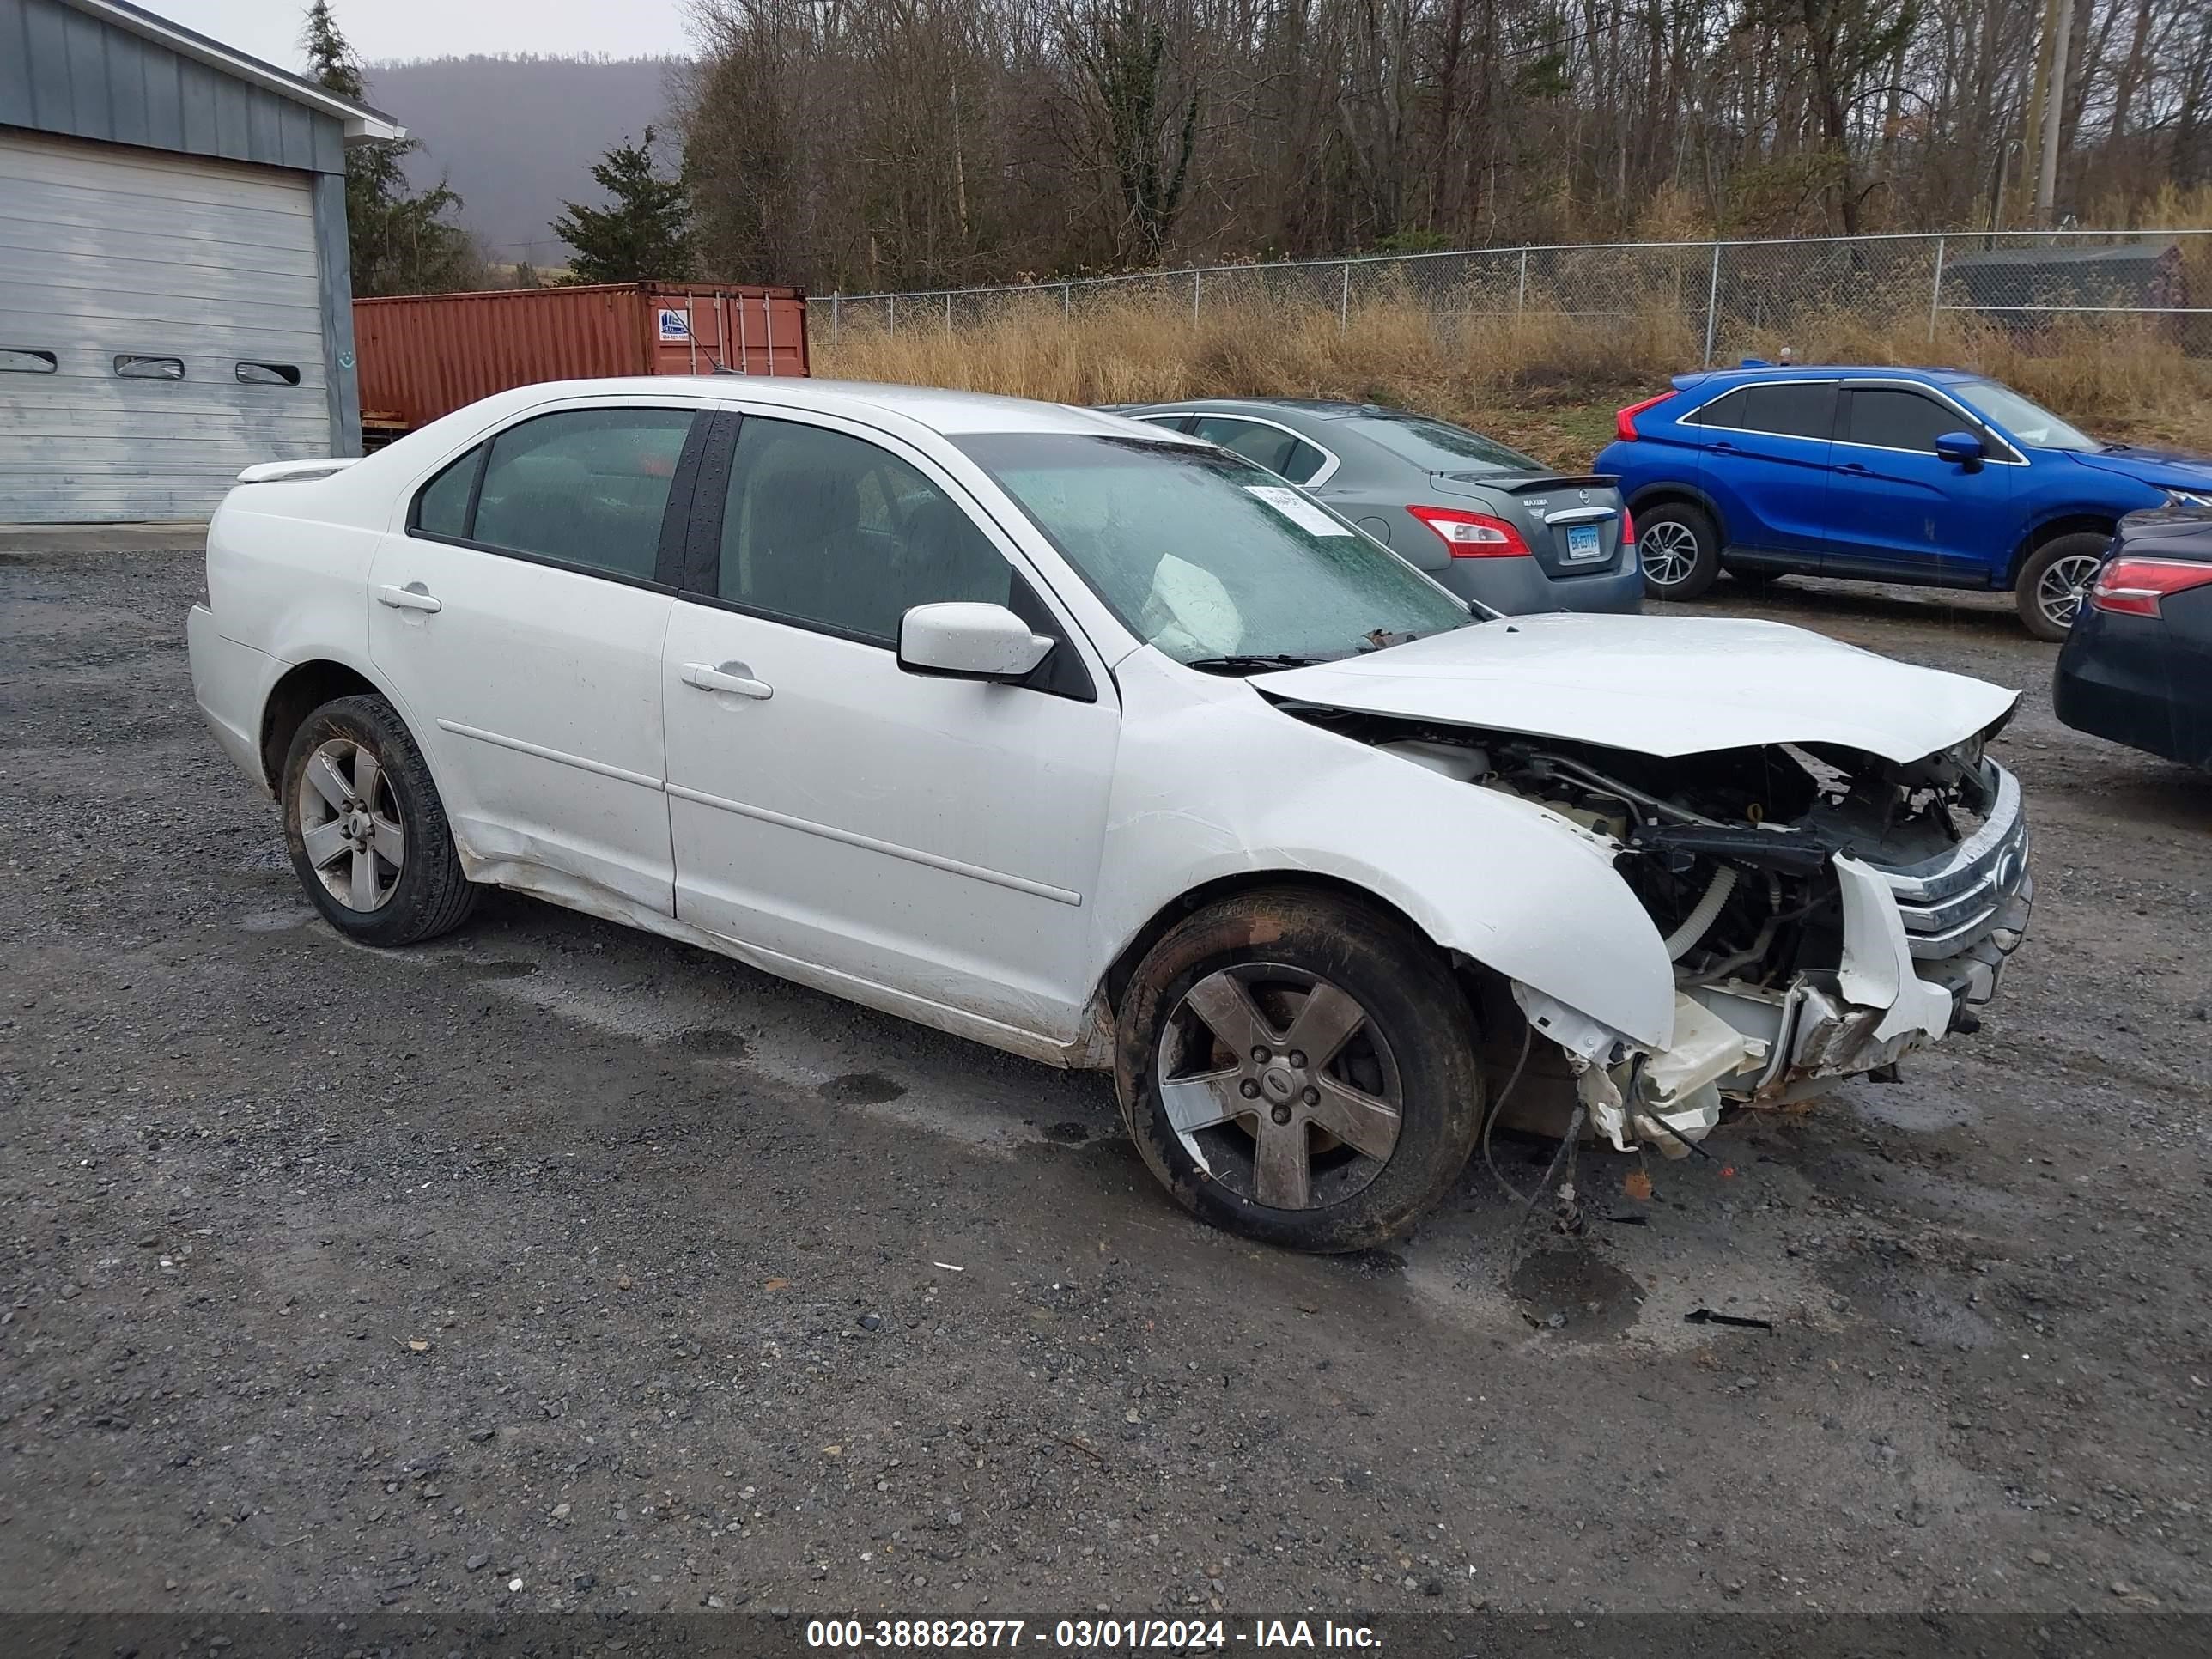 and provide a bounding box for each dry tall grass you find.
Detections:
[821,292,2212,469]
